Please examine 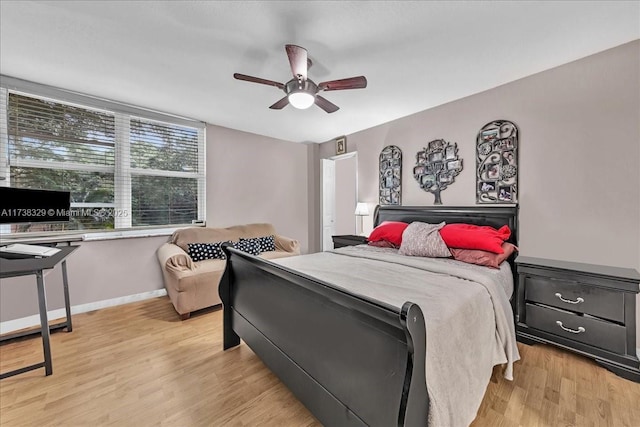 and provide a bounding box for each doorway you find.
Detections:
[320,152,358,251]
